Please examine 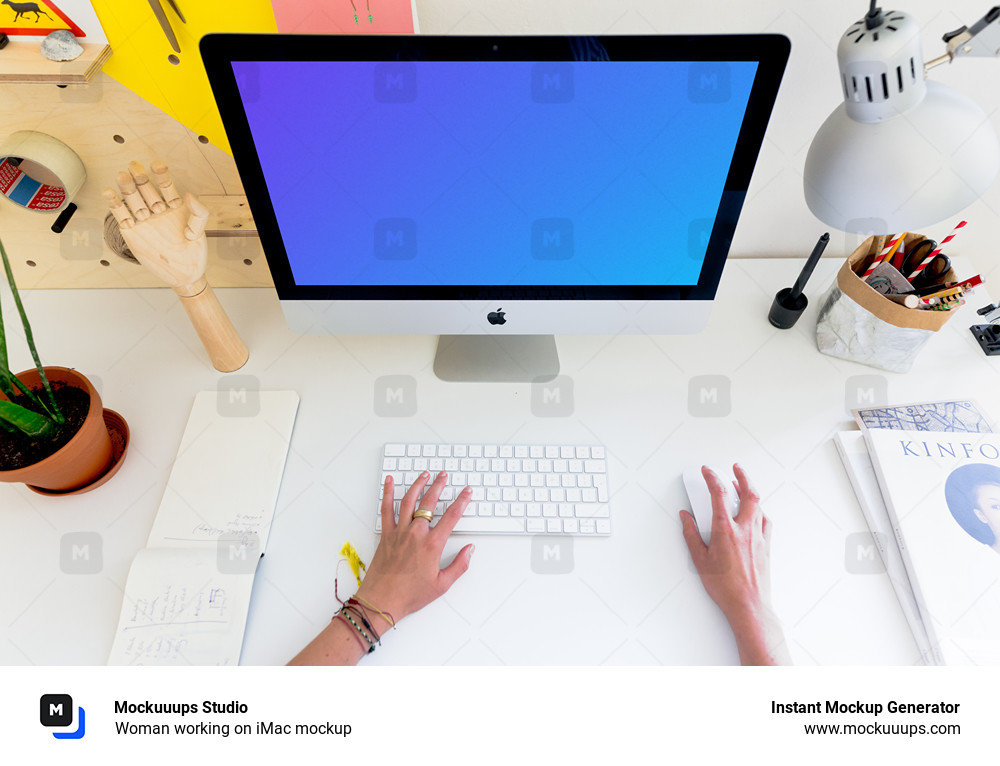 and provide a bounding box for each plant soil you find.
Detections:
[0,382,91,471]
